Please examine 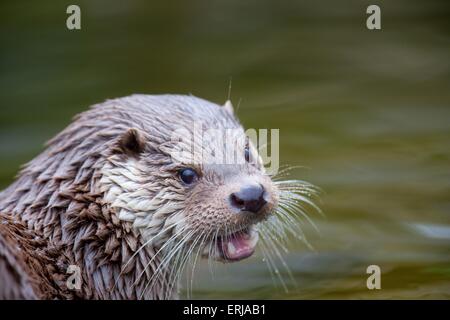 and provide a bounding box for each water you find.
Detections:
[0,0,449,299]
